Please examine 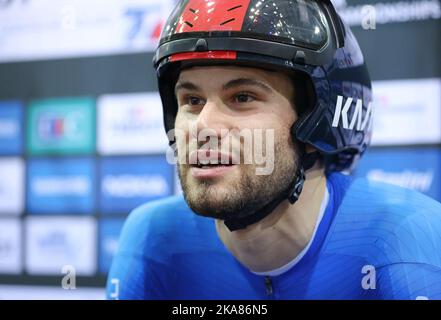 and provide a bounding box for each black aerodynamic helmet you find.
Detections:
[153,0,373,230]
